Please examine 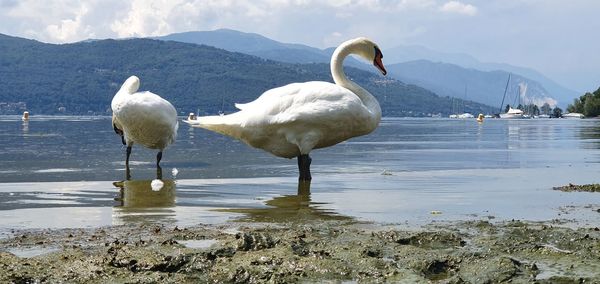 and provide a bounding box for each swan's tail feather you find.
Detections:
[120,76,140,94]
[184,114,244,139]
